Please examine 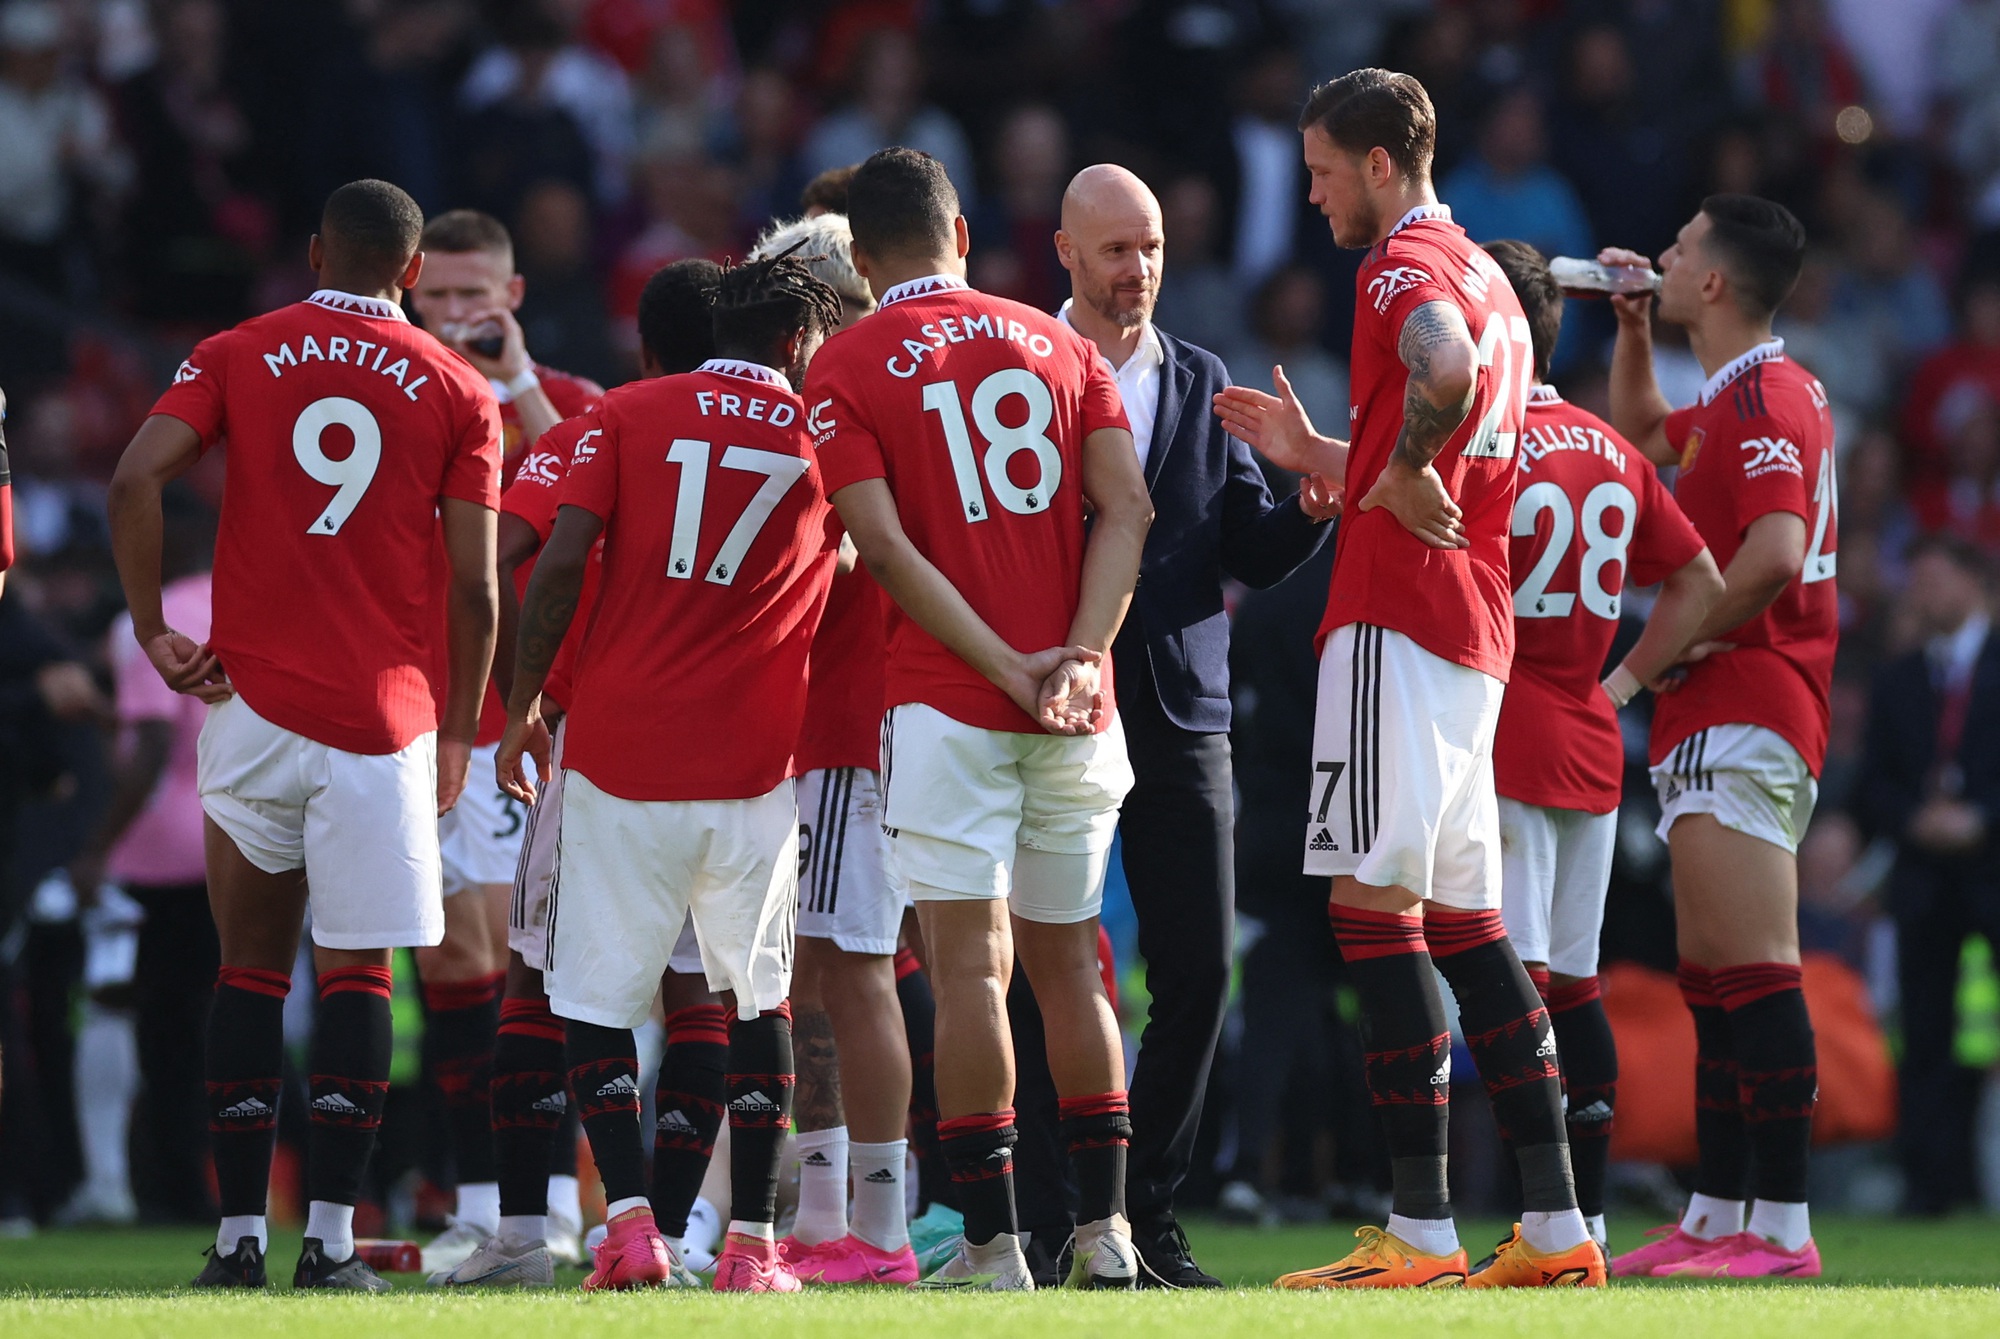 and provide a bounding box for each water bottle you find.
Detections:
[354,1239,422,1273]
[1549,257,1662,298]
